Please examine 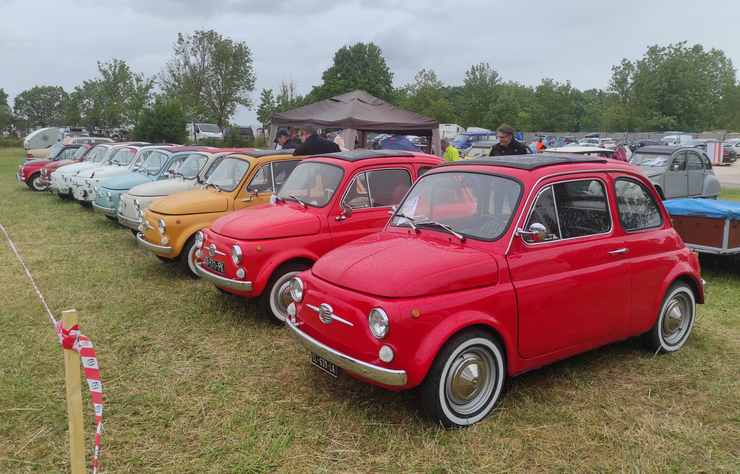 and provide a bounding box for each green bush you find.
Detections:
[133,97,187,144]
[0,137,23,148]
